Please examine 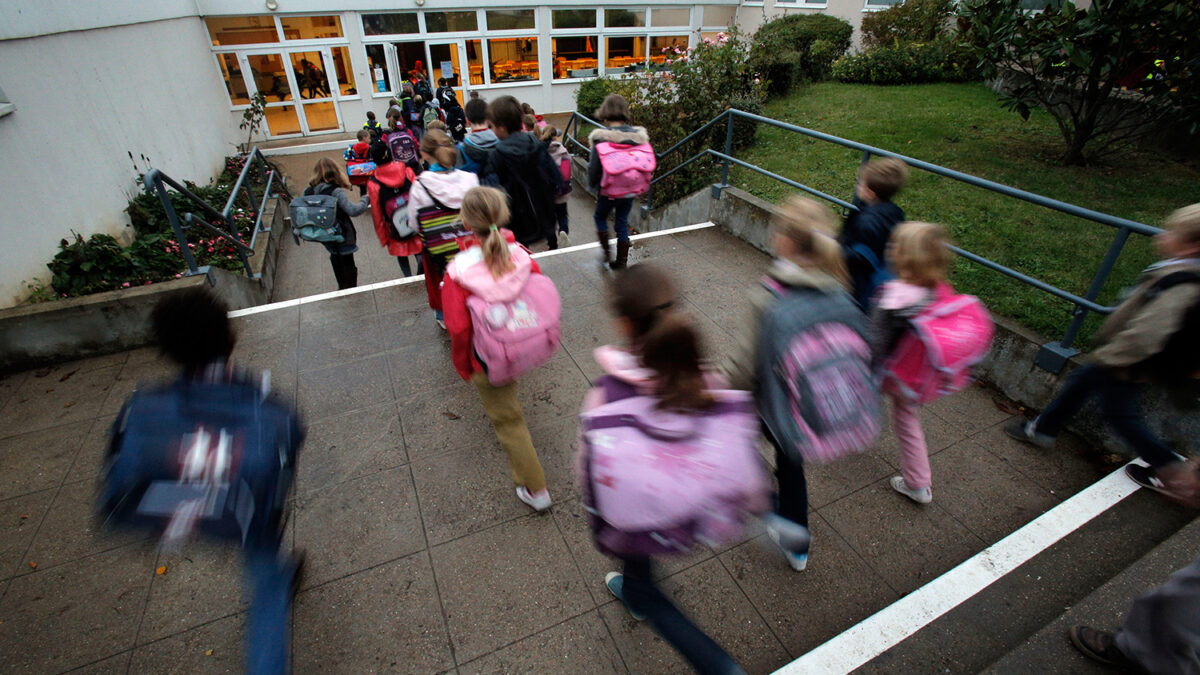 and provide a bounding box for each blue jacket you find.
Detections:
[839,196,905,309]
